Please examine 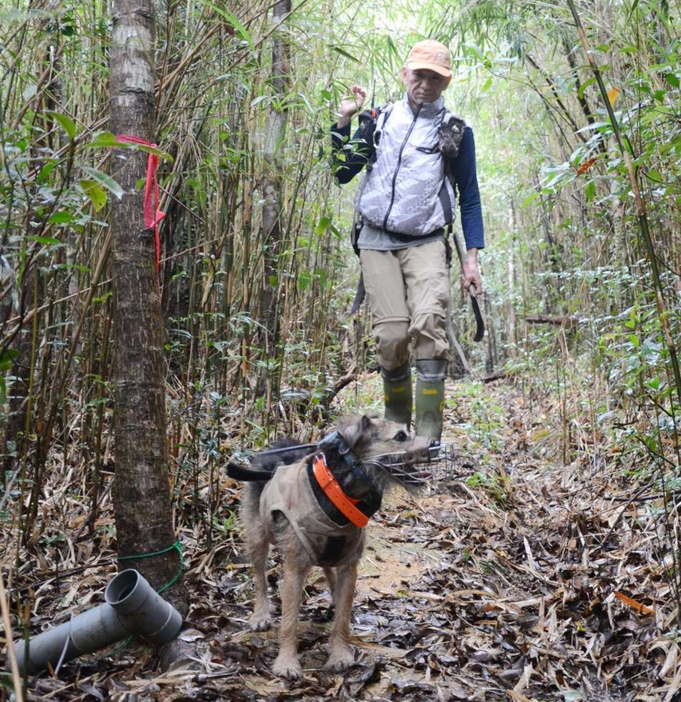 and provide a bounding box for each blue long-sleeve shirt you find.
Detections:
[331,120,484,250]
